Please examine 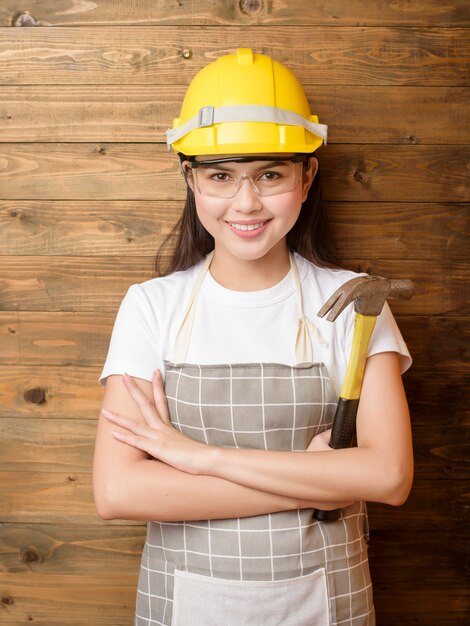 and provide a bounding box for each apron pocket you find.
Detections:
[171,567,330,626]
